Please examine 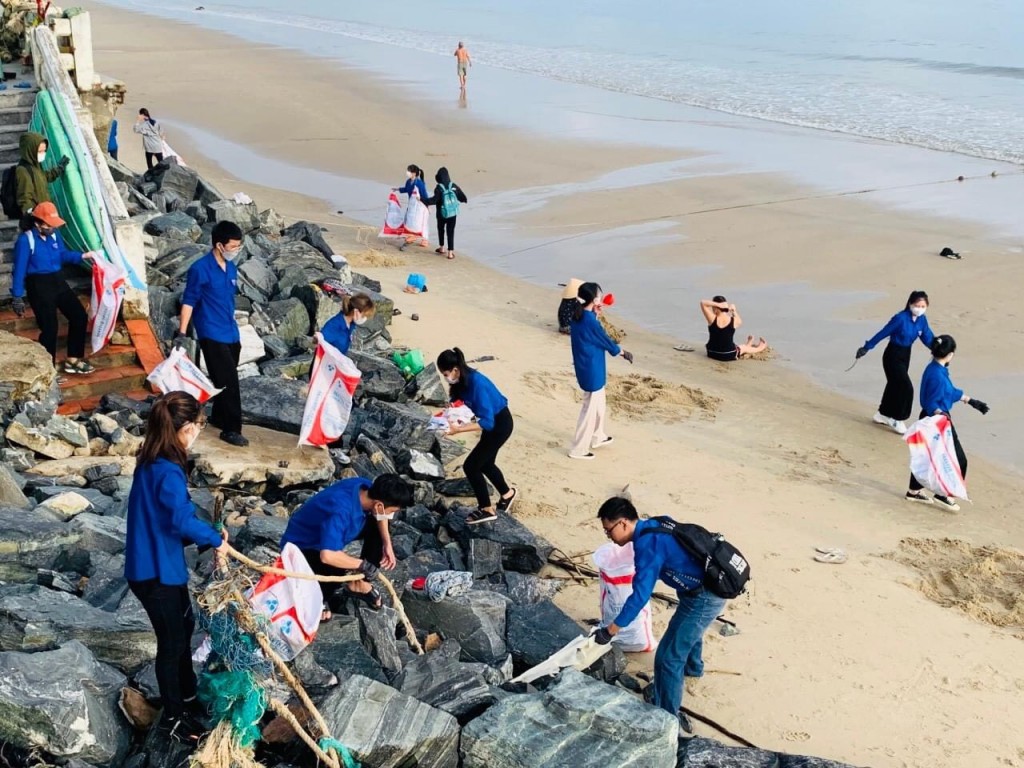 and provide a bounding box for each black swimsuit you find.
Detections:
[706,317,739,361]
